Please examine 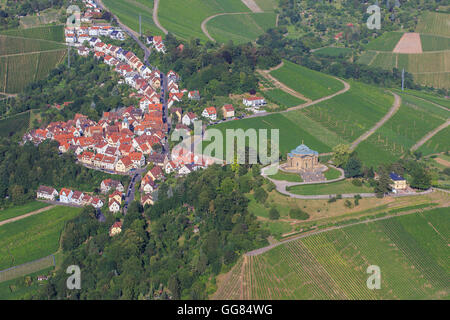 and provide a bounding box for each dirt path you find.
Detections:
[0,205,55,227]
[153,0,168,35]
[241,0,263,13]
[350,91,401,151]
[410,119,450,152]
[201,12,250,42]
